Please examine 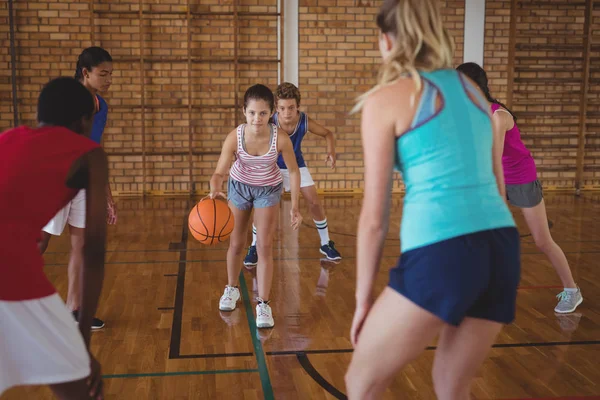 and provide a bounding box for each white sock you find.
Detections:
[314,219,330,246]
[251,224,257,246]
[564,287,578,292]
